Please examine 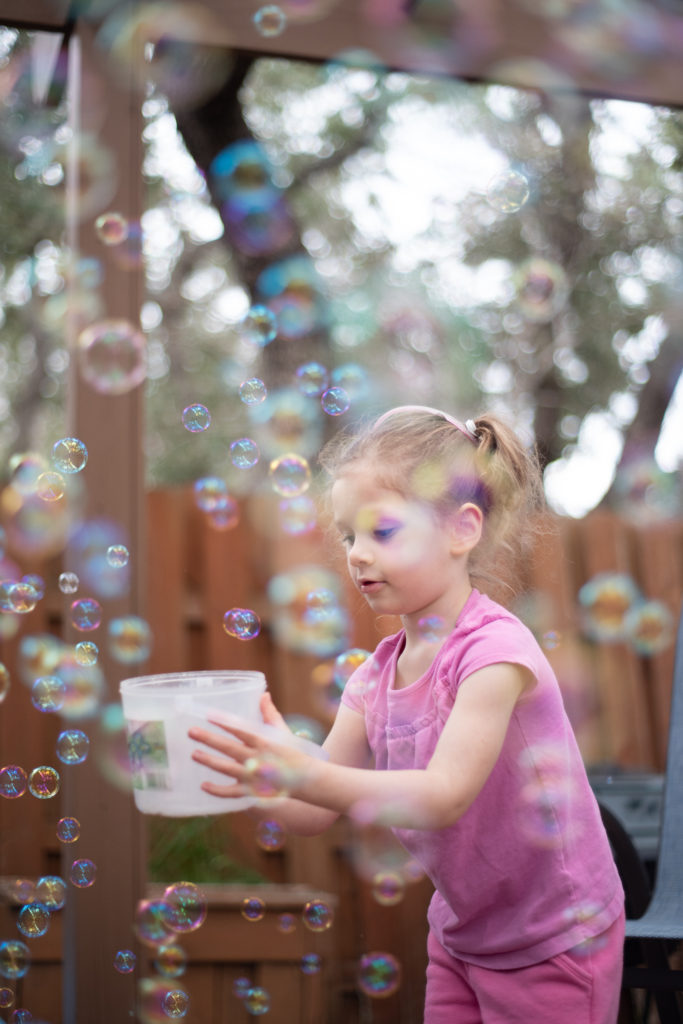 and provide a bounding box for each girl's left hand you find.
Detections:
[188,716,313,801]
